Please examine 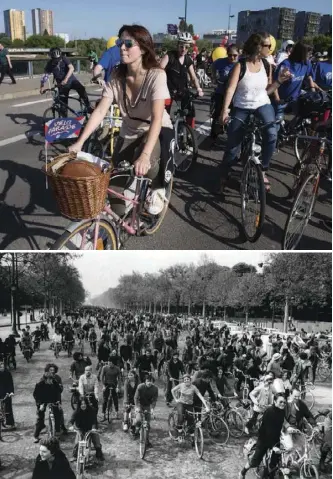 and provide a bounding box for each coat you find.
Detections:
[32,450,76,479]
